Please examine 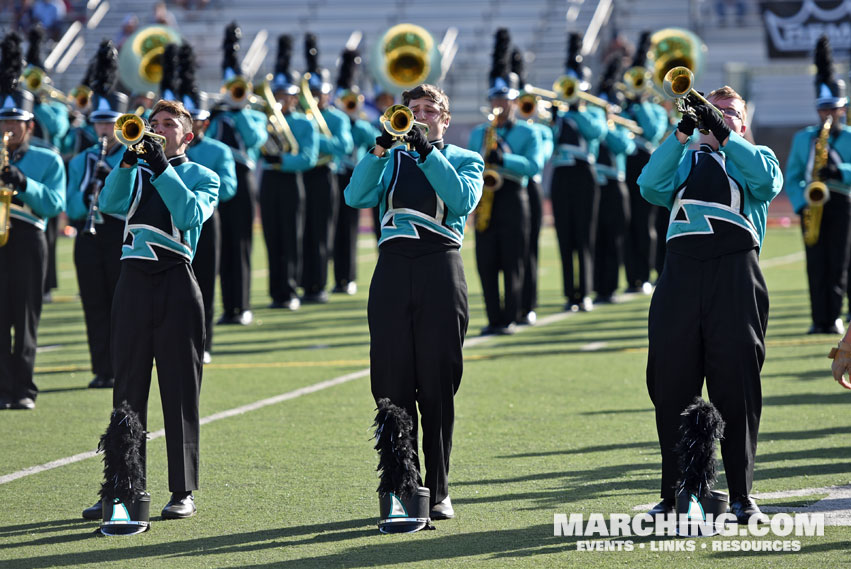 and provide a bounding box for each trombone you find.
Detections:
[114,114,166,154]
[299,73,334,166]
[524,78,643,134]
[21,67,71,105]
